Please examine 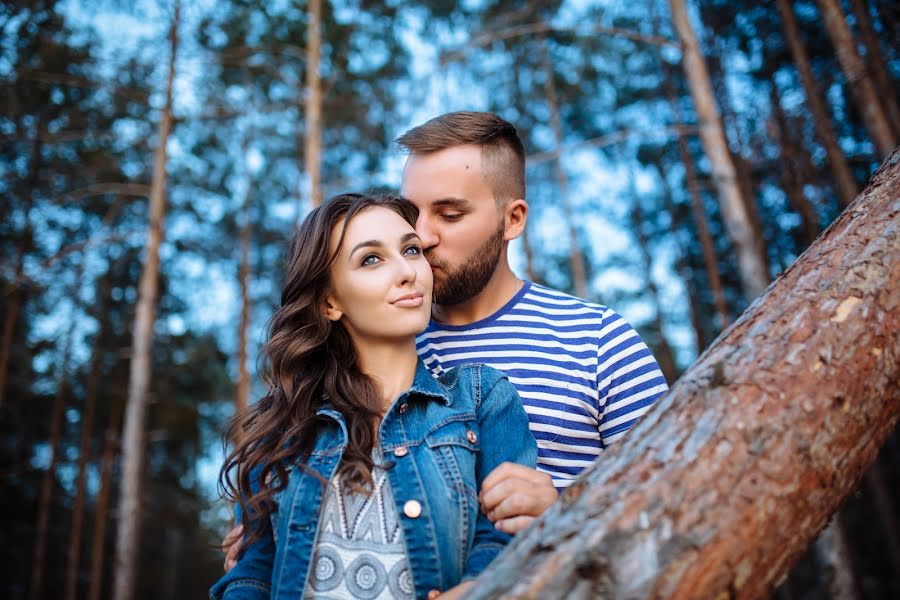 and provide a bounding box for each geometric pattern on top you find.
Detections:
[304,453,414,600]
